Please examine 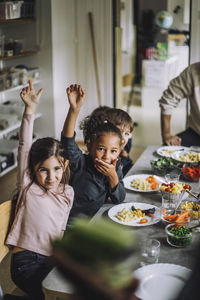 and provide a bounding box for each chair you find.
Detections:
[0,200,28,297]
[0,200,11,263]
